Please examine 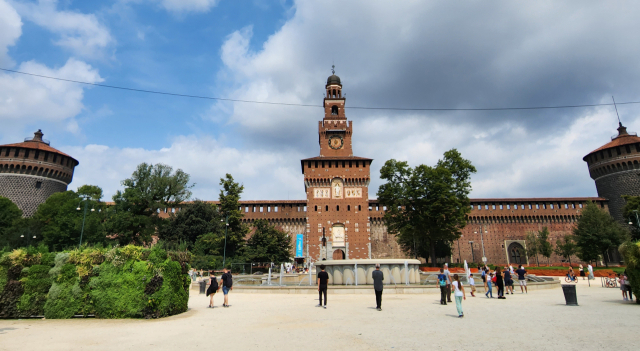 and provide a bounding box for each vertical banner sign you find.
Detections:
[296,234,304,257]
